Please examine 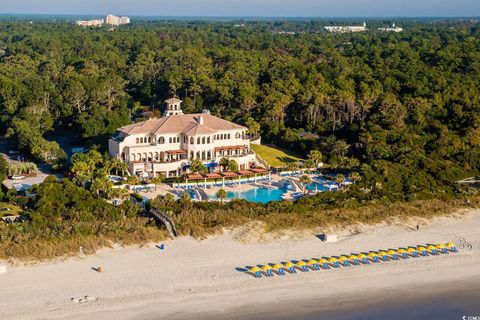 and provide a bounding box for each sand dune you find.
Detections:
[1,210,479,320]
